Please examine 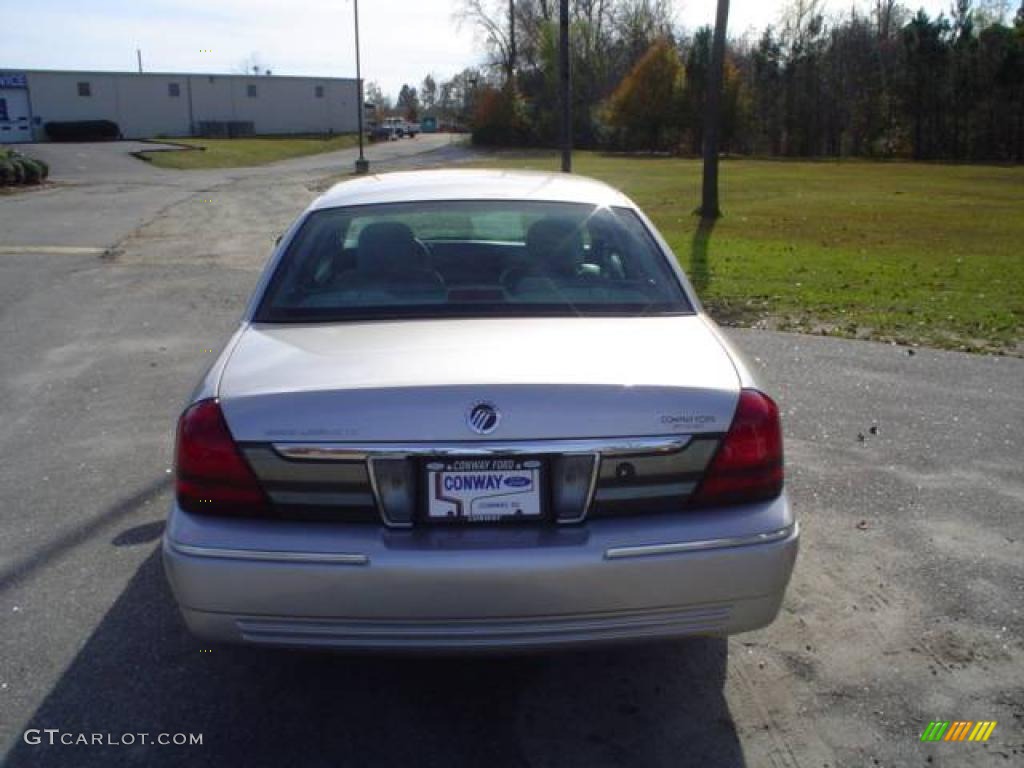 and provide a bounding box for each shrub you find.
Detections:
[472,84,533,147]
[9,157,25,184]
[0,157,14,184]
[16,156,44,184]
[0,150,50,186]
